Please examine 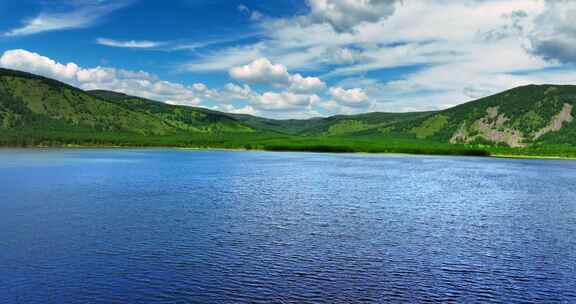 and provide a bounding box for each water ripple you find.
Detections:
[0,149,575,303]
